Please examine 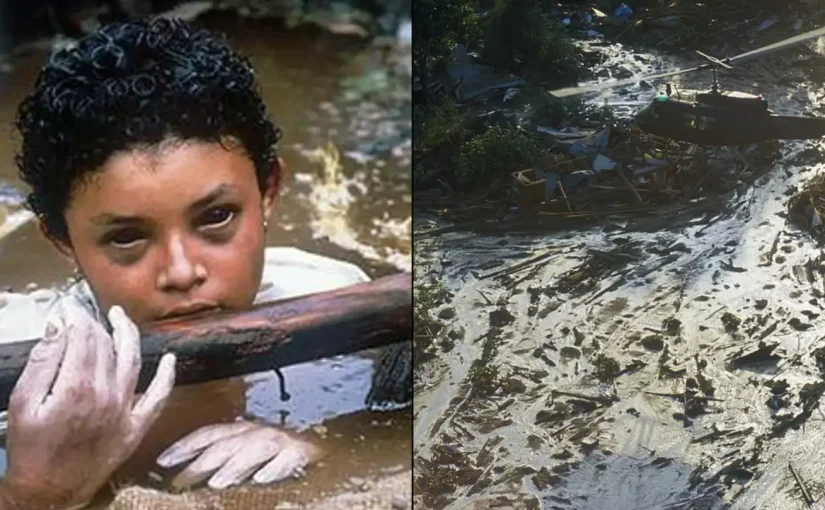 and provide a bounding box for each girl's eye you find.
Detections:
[200,207,235,229]
[106,229,146,249]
